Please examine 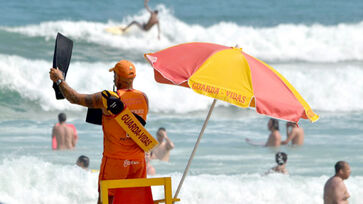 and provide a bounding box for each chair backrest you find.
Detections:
[100,177,180,204]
